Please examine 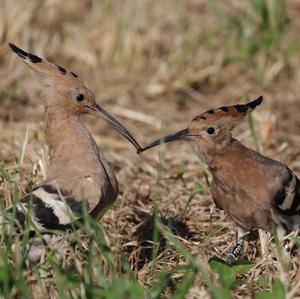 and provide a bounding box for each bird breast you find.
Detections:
[46,117,118,213]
